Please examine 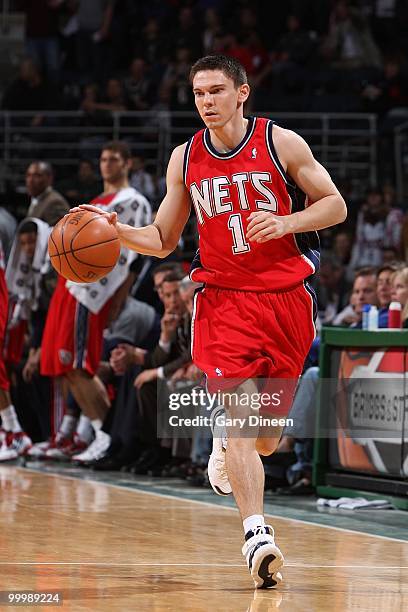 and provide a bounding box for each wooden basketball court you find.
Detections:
[0,466,407,611]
